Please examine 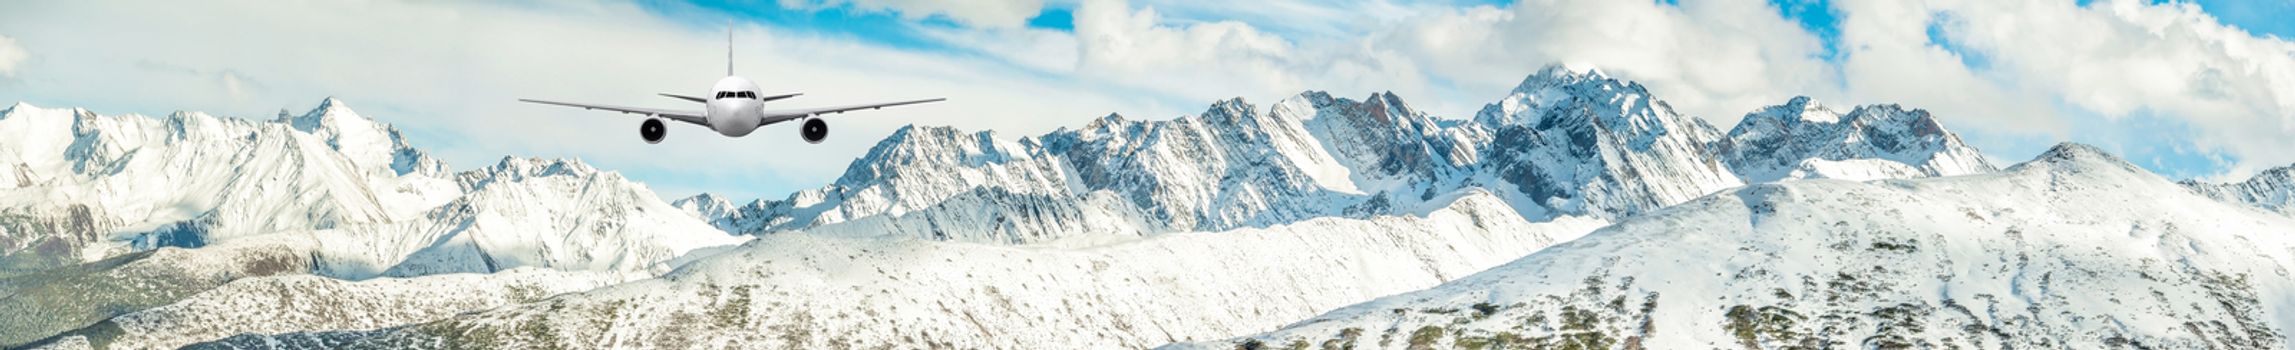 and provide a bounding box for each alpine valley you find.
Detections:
[0,66,2286,349]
